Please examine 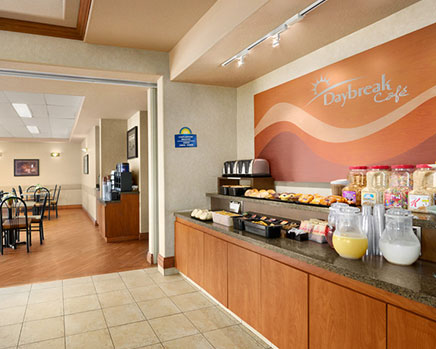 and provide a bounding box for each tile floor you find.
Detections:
[0,268,272,349]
